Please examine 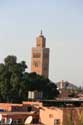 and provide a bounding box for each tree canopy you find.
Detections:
[0,55,59,103]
